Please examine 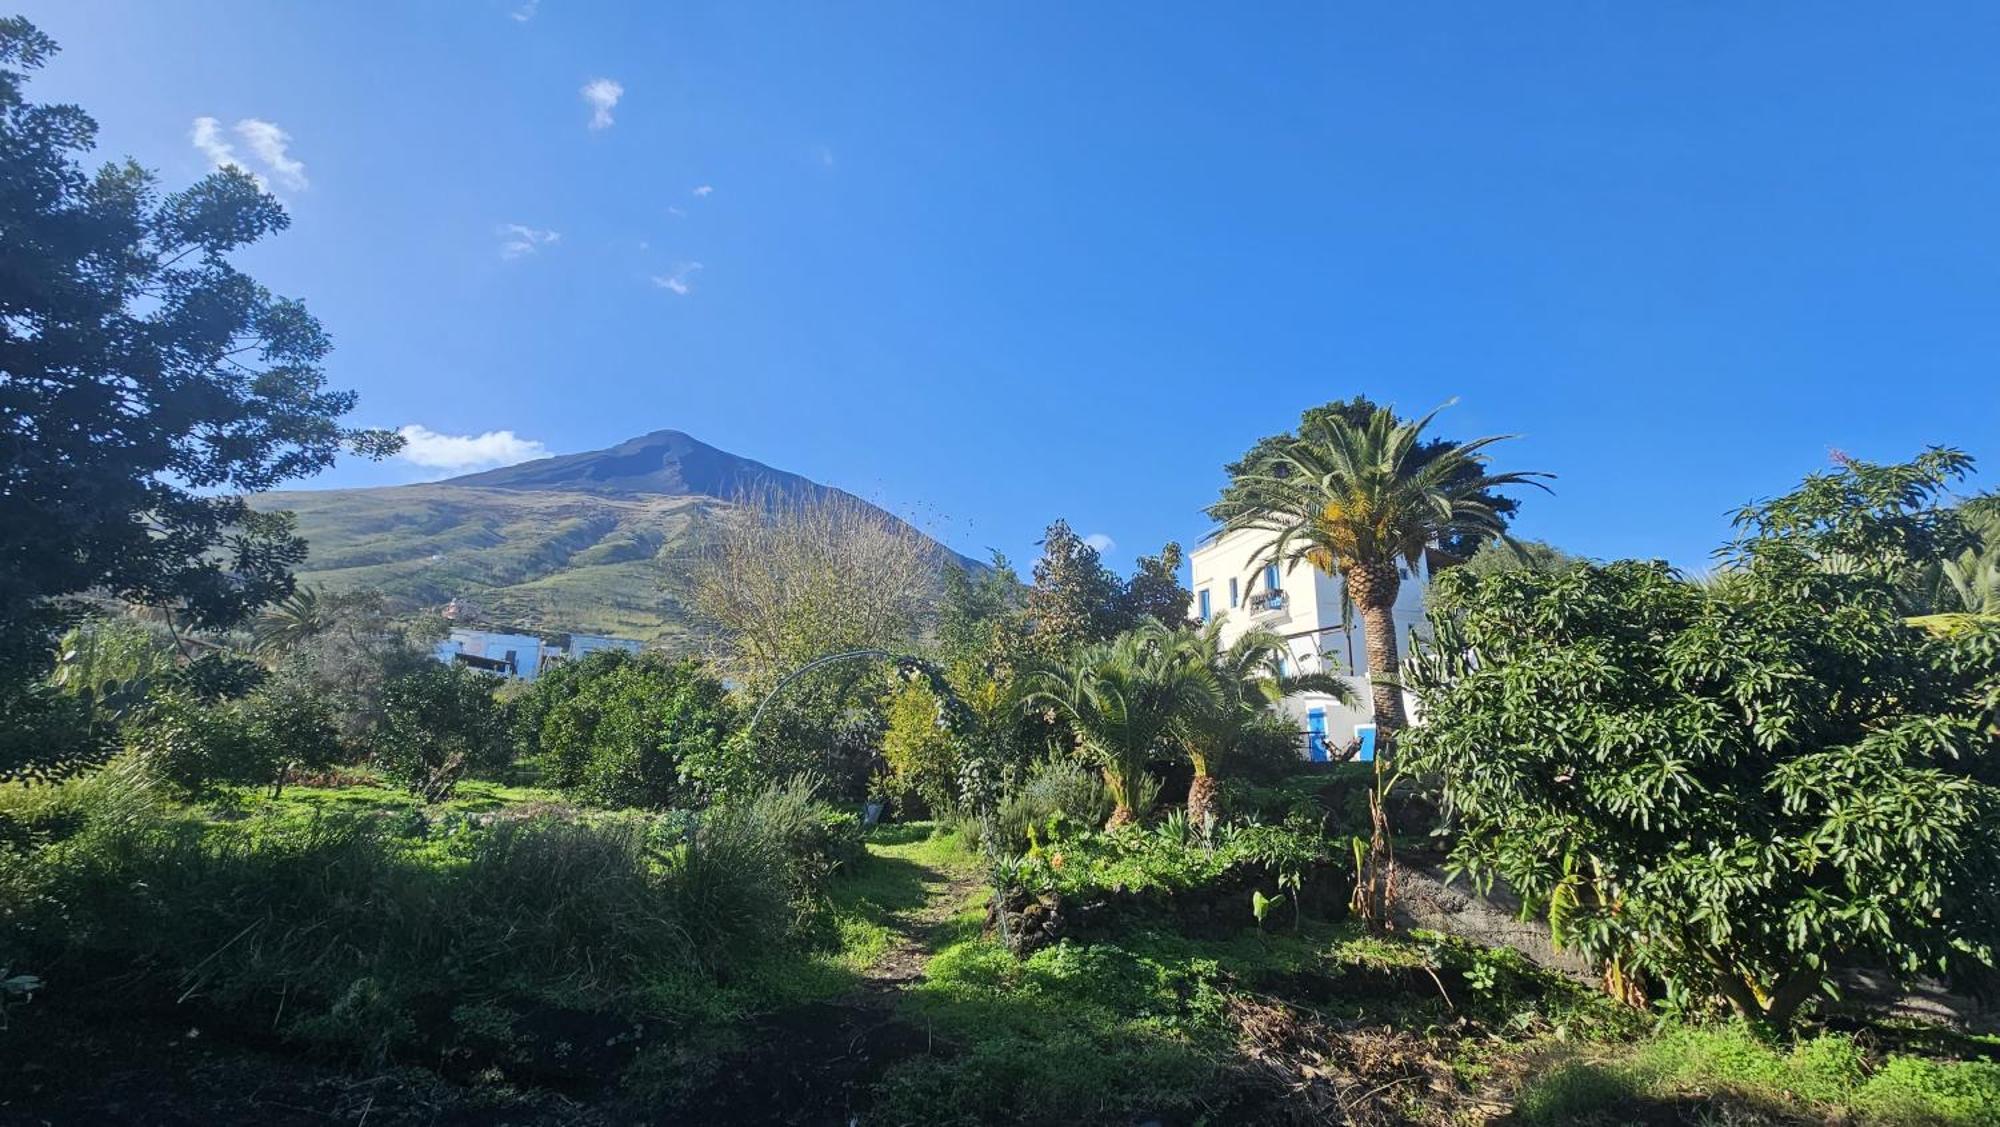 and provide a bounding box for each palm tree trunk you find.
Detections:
[1345,561,1406,732]
[1343,560,1403,931]
[1186,764,1218,831]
